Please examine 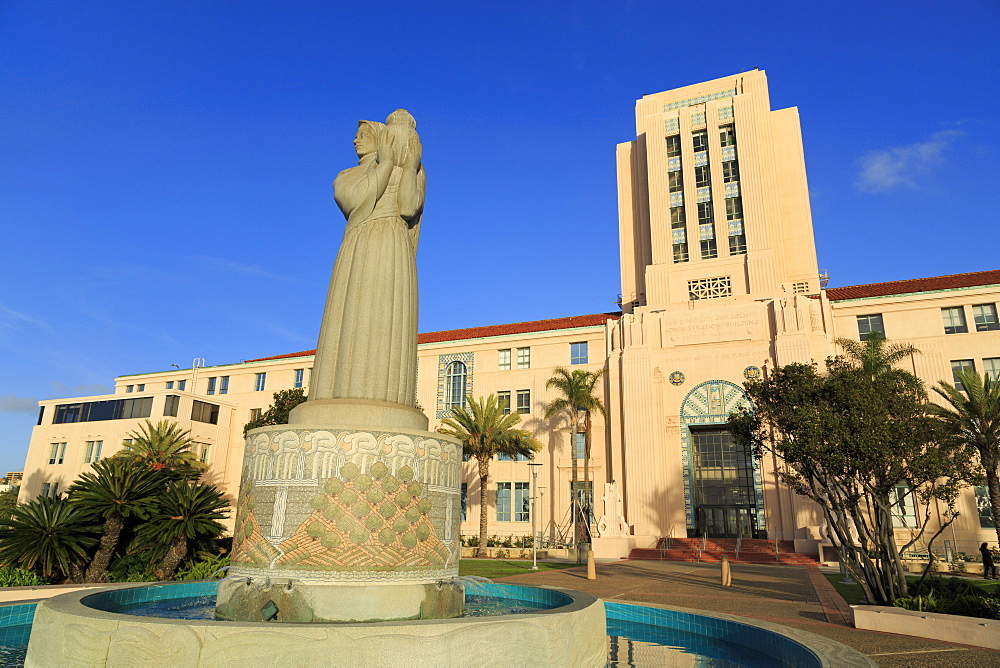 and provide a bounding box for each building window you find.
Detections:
[166,381,174,390]
[48,442,66,465]
[570,342,588,365]
[574,432,586,460]
[497,391,511,415]
[722,161,739,183]
[516,347,530,369]
[514,482,530,522]
[122,438,133,452]
[125,385,133,393]
[54,397,152,424]
[942,307,968,334]
[694,164,711,188]
[496,482,511,522]
[219,376,229,394]
[720,125,737,147]
[197,443,210,463]
[249,408,262,421]
[498,452,529,462]
[857,314,885,341]
[254,372,266,391]
[984,358,1000,382]
[178,380,186,391]
[164,394,180,417]
[84,441,103,465]
[498,349,511,371]
[973,304,999,332]
[692,130,708,152]
[792,282,809,294]
[136,384,145,392]
[191,400,219,425]
[668,170,683,192]
[516,390,530,414]
[37,406,45,426]
[41,482,59,498]
[571,481,594,522]
[207,377,216,395]
[665,134,681,157]
[443,361,468,409]
[688,276,732,301]
[890,485,916,528]
[725,196,745,255]
[671,206,689,263]
[951,359,976,391]
[698,200,717,259]
[976,486,995,528]
[294,369,304,388]
[461,483,467,521]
